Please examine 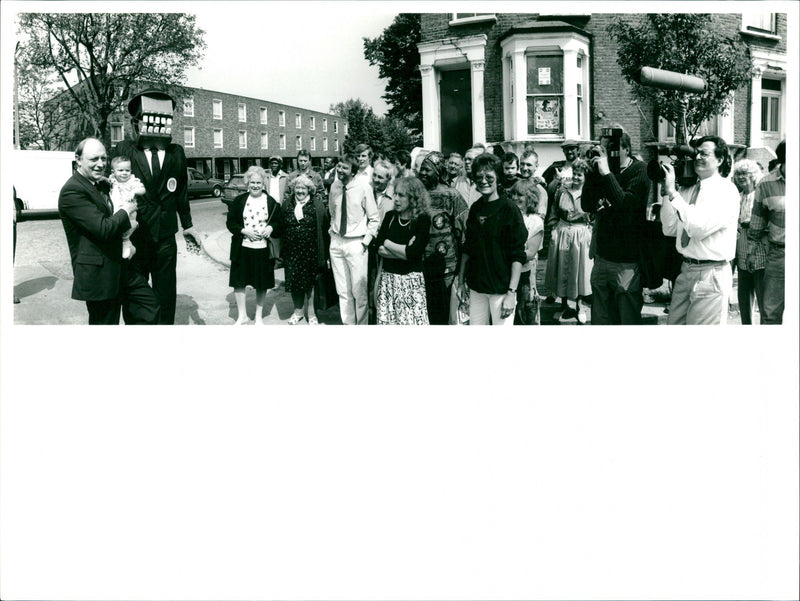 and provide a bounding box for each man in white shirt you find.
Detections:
[660,136,739,324]
[353,144,374,185]
[371,159,396,223]
[328,154,380,325]
[265,155,287,204]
